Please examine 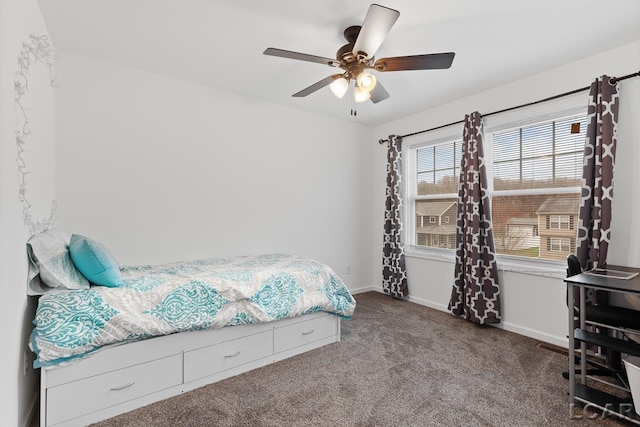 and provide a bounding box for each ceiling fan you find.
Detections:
[263,3,455,113]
